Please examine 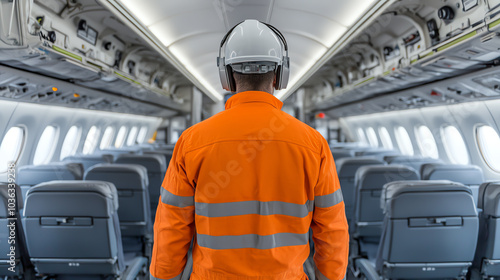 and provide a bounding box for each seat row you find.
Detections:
[0,143,173,279]
[351,180,500,280]
[329,143,497,279]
